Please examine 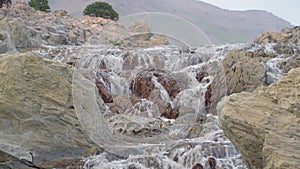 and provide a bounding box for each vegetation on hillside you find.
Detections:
[29,0,50,12]
[83,1,119,20]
